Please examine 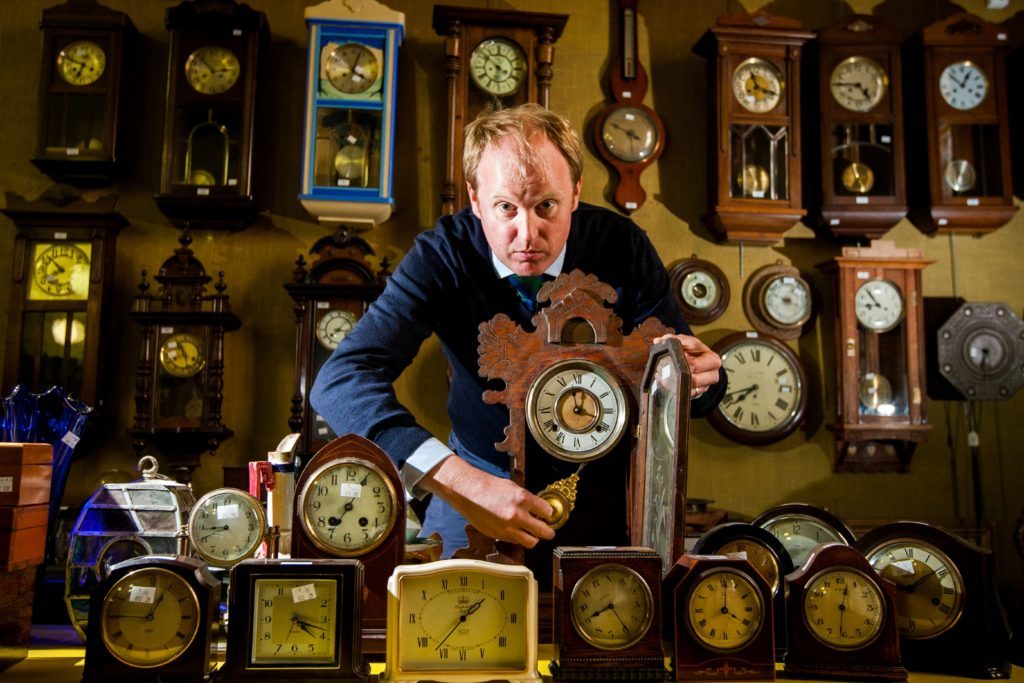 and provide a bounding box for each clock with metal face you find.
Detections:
[570,563,654,650]
[600,106,660,164]
[732,57,784,113]
[184,45,240,95]
[939,60,988,111]
[708,332,807,445]
[28,241,92,301]
[742,262,813,339]
[186,487,266,568]
[159,332,207,378]
[668,257,730,326]
[937,301,1024,400]
[855,278,904,332]
[324,41,382,96]
[830,55,887,112]
[316,309,358,350]
[58,40,106,86]
[752,502,856,571]
[687,566,765,651]
[469,37,527,96]
[384,559,540,683]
